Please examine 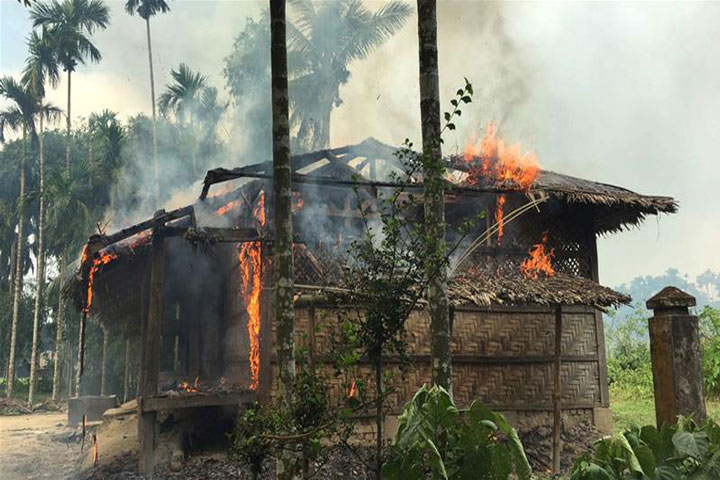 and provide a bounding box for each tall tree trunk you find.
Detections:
[100,326,109,396]
[270,0,295,401]
[270,1,298,478]
[52,253,67,401]
[29,114,46,407]
[66,70,72,172]
[55,80,73,400]
[146,16,159,208]
[417,0,452,393]
[7,127,28,398]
